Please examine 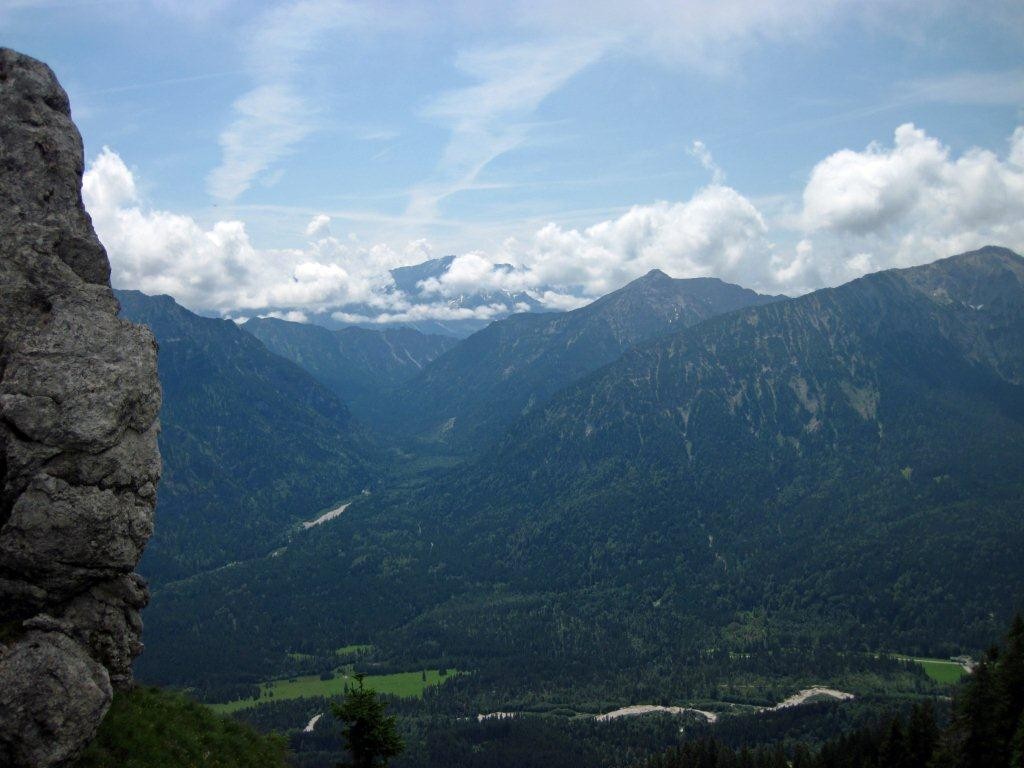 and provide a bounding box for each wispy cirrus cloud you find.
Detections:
[898,69,1024,107]
[205,0,964,214]
[206,0,409,202]
[512,0,845,72]
[207,84,314,201]
[401,0,862,222]
[688,140,725,185]
[405,38,607,221]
